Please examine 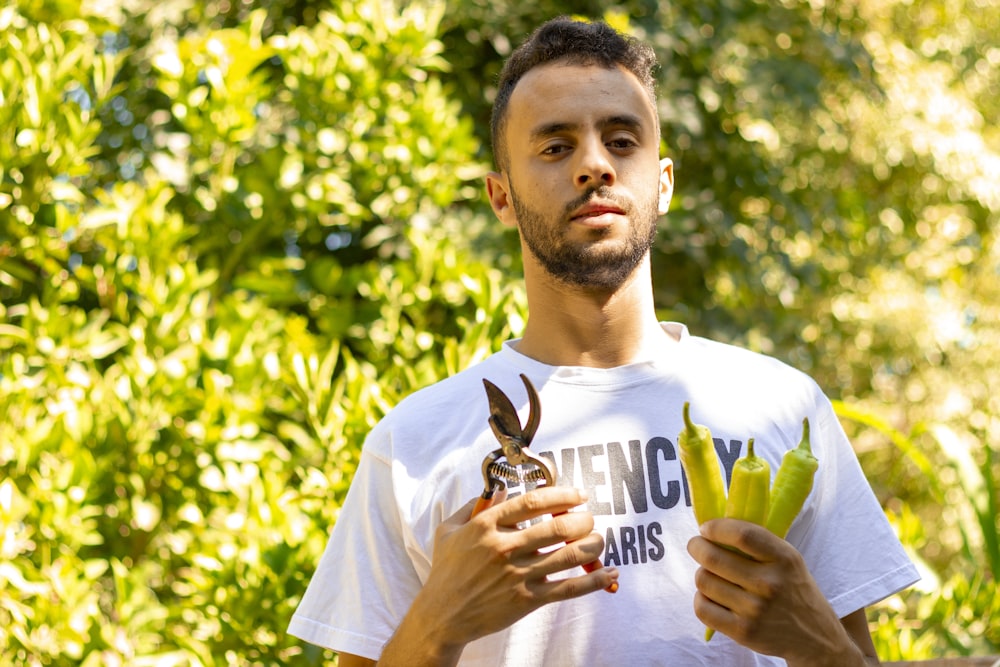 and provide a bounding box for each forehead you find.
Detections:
[505,62,657,139]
